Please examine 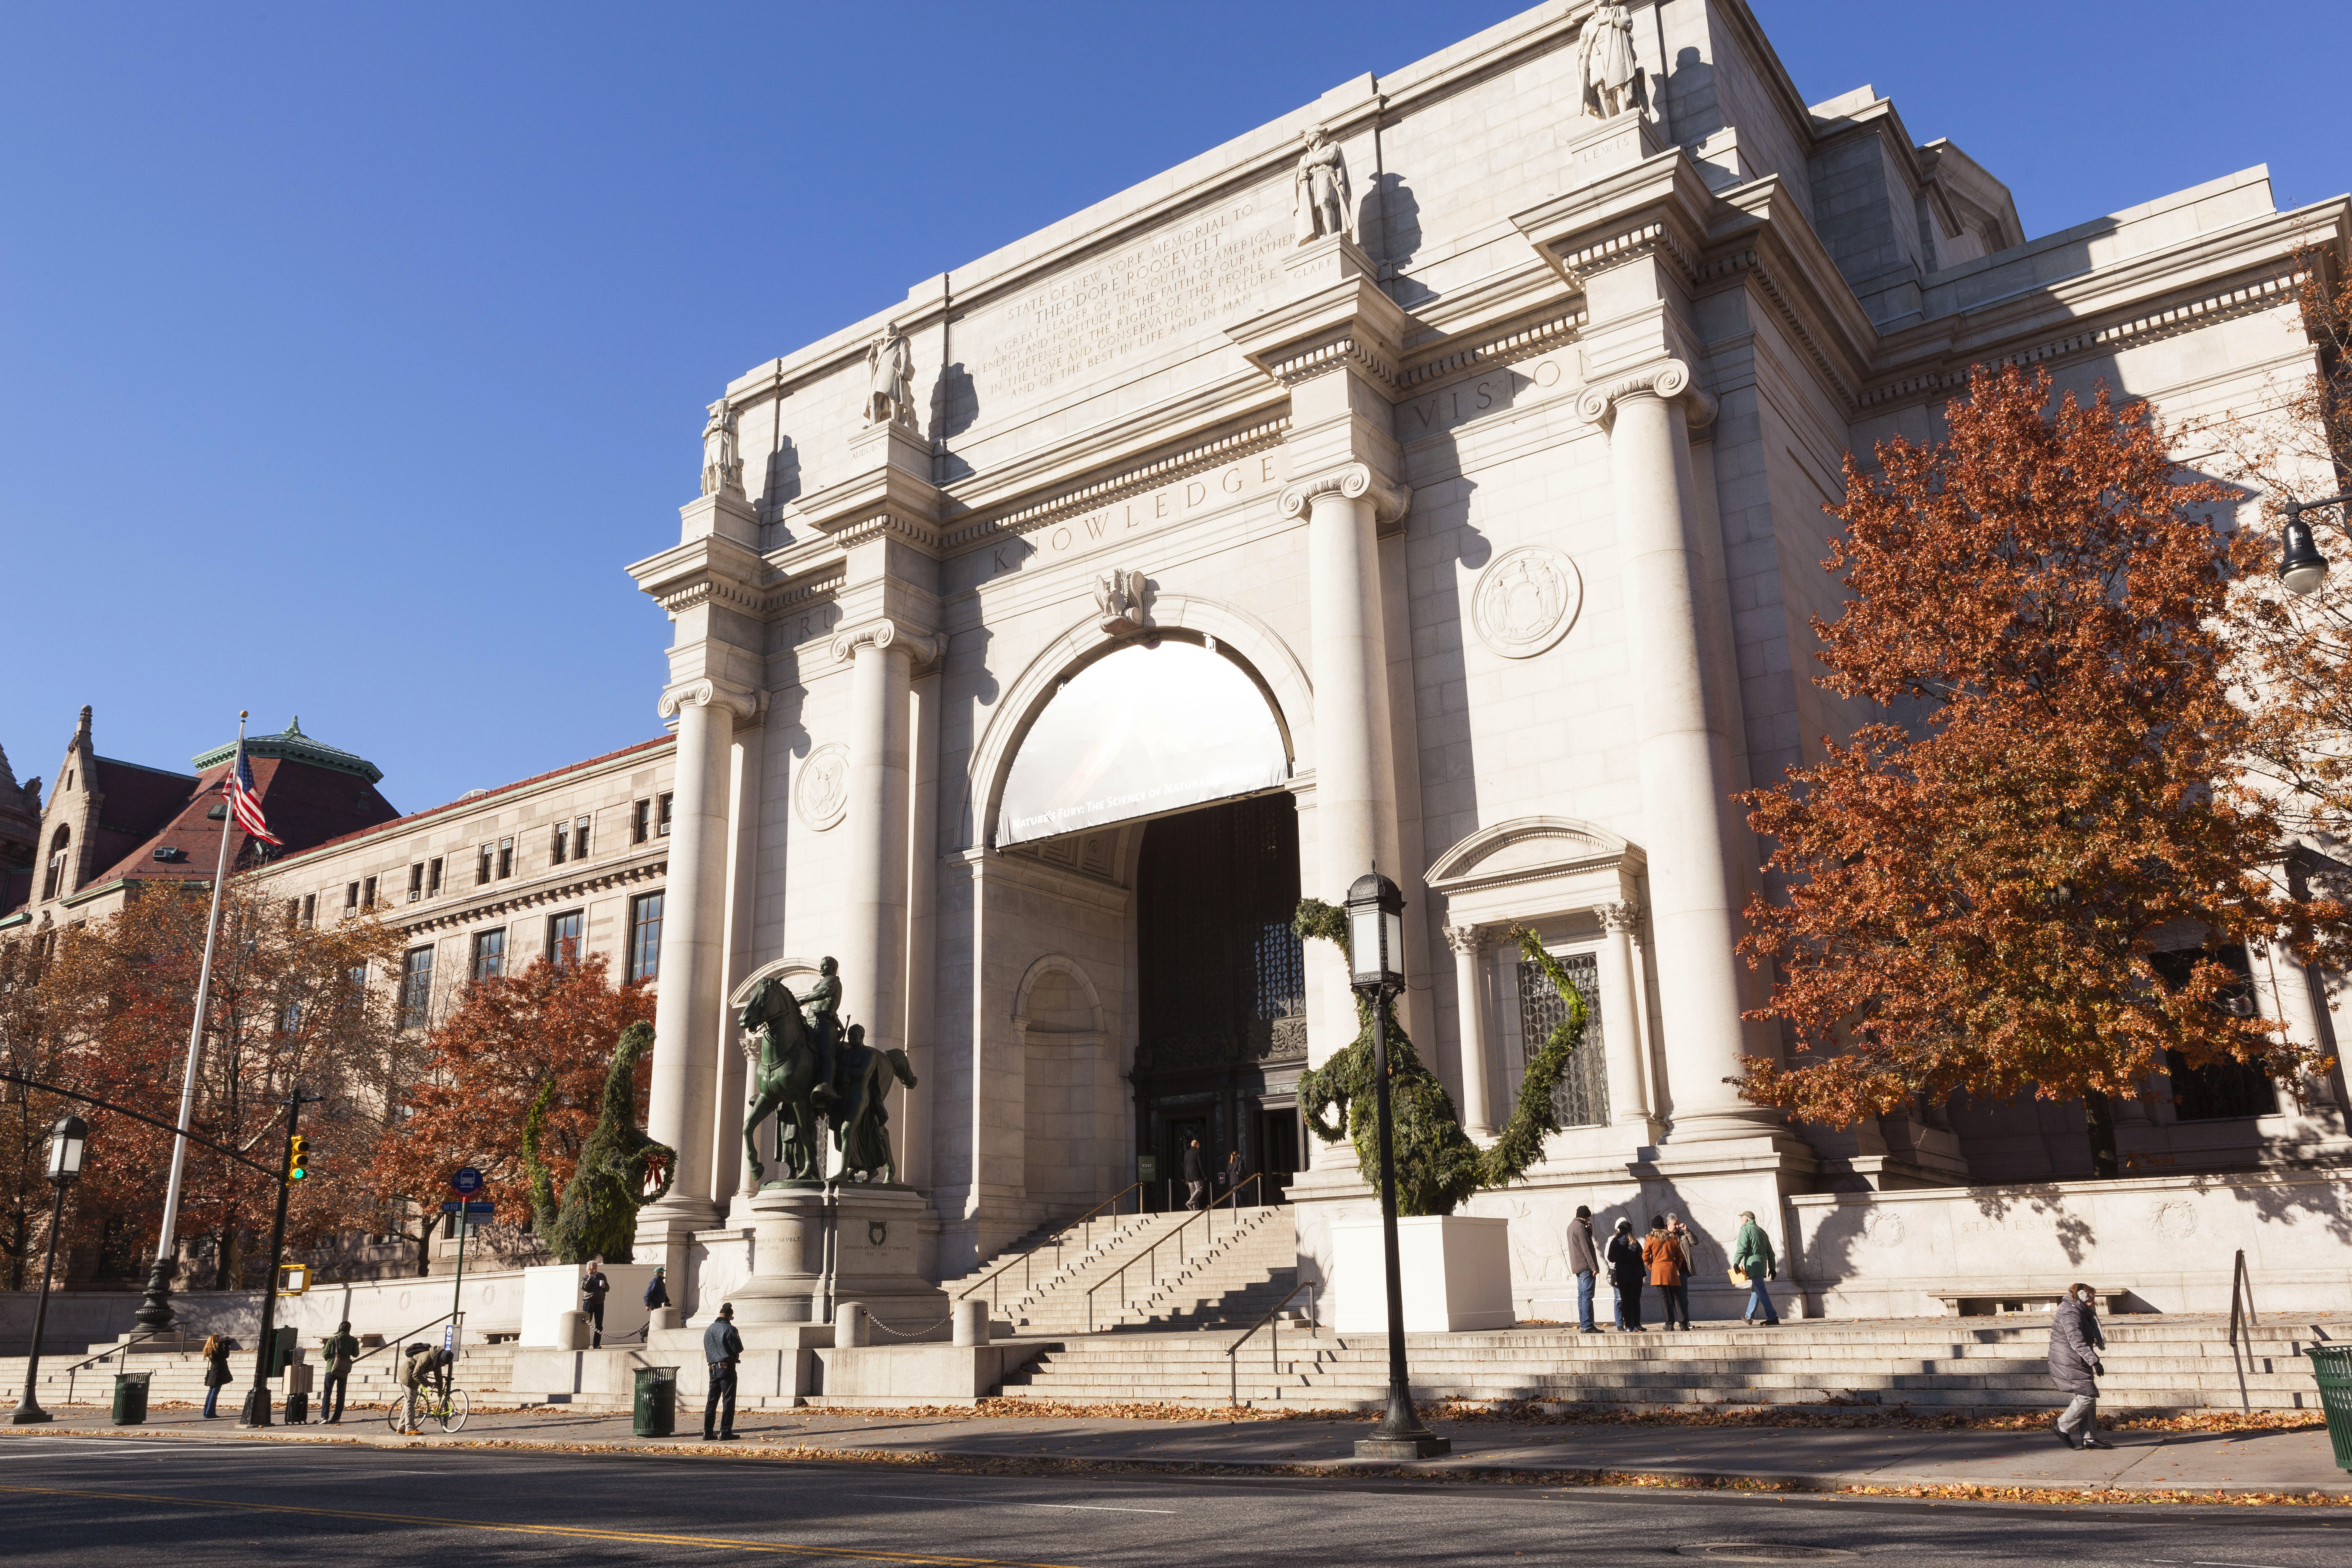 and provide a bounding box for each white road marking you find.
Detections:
[854,1489,1176,1514]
